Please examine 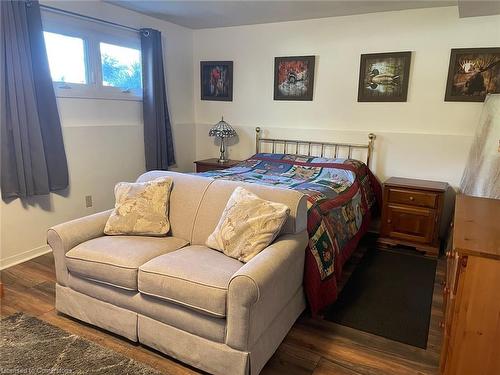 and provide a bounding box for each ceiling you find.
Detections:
[108,1,500,29]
